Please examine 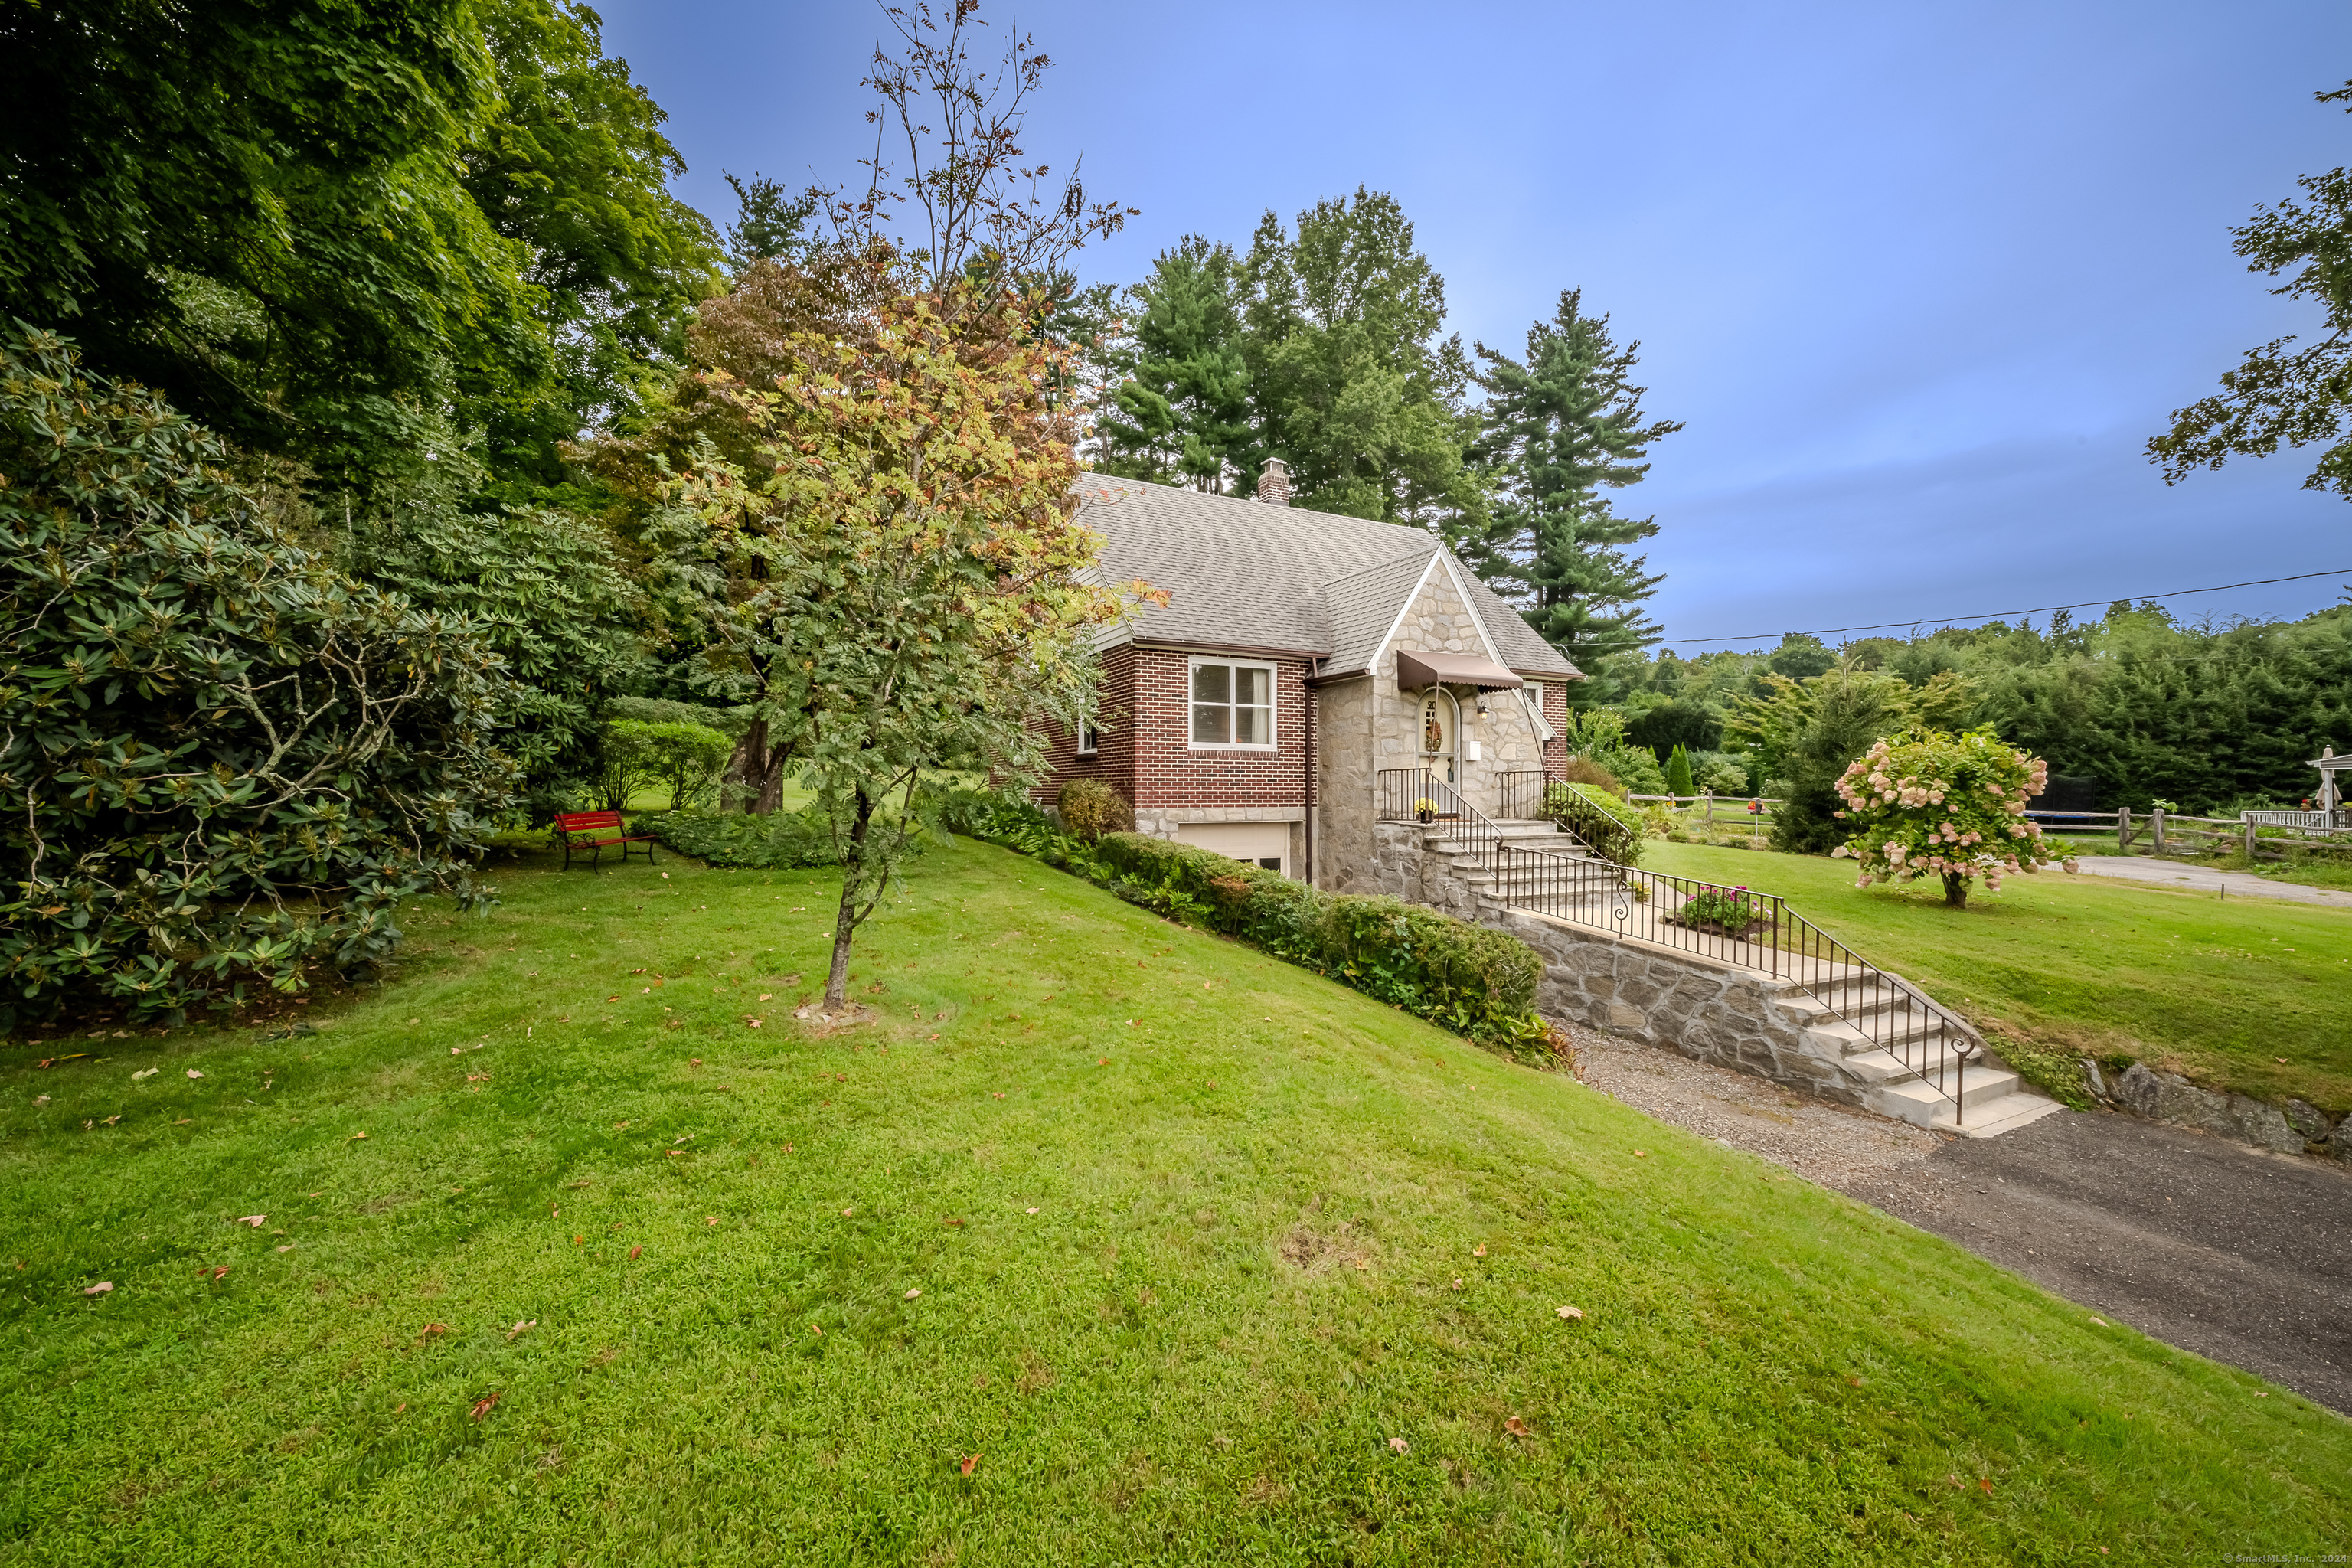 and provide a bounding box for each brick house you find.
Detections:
[1035,462,1584,890]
